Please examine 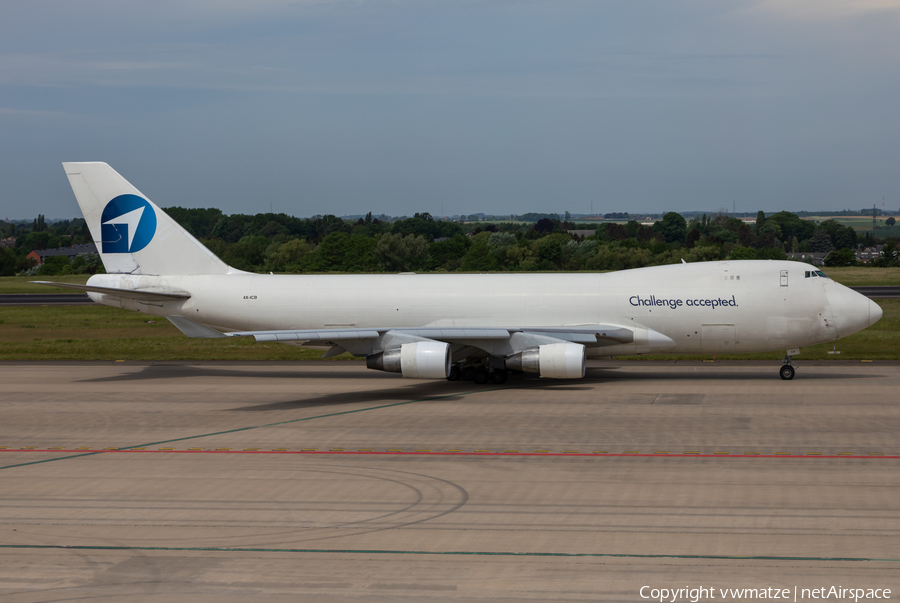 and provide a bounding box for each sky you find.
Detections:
[1,0,899,220]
